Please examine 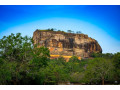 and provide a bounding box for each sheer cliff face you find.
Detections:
[33,30,102,58]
